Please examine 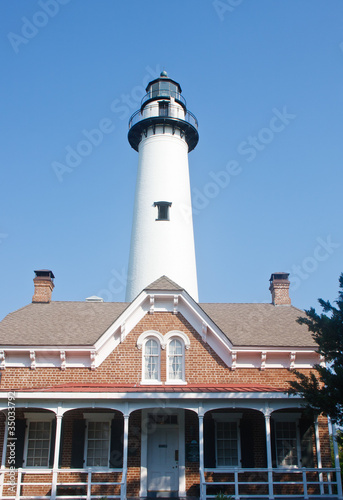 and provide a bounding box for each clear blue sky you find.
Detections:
[1,0,343,320]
